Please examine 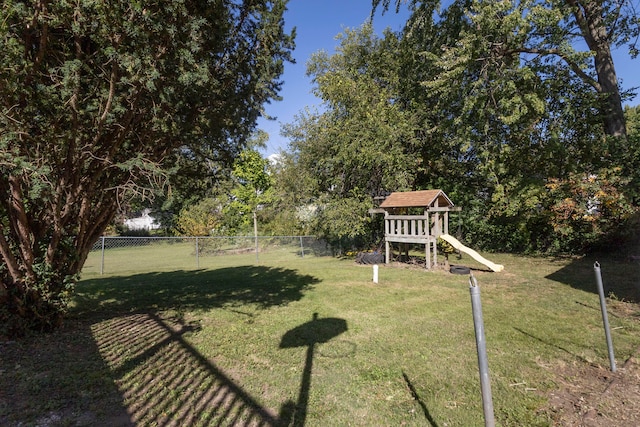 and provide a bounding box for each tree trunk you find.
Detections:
[0,168,120,337]
[568,0,627,137]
